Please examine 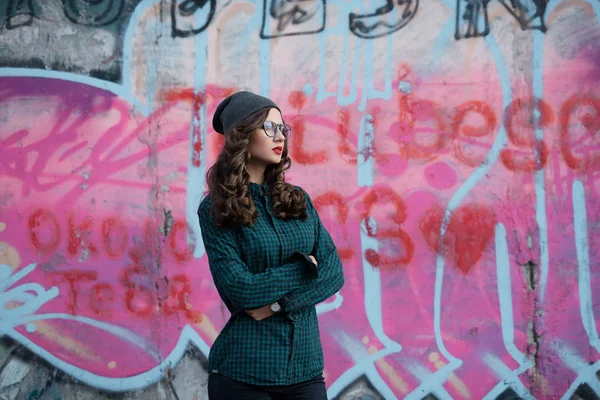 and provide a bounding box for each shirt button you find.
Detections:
[290,312,298,321]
